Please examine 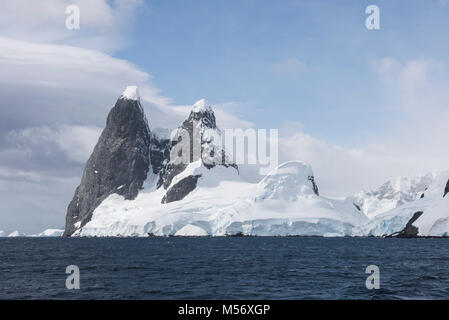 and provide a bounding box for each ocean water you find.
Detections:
[1,237,449,299]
